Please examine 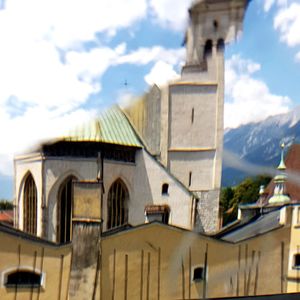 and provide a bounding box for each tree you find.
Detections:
[0,199,13,210]
[220,175,271,226]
